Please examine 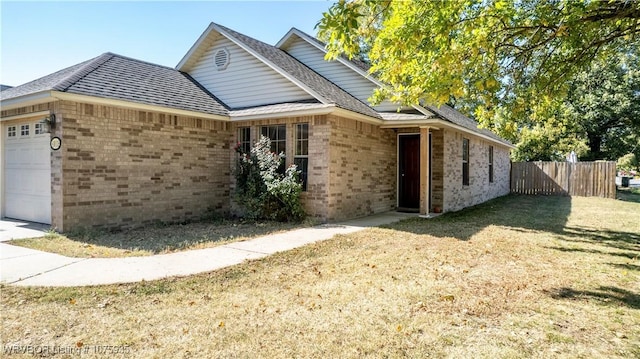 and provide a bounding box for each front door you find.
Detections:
[398,134,420,209]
